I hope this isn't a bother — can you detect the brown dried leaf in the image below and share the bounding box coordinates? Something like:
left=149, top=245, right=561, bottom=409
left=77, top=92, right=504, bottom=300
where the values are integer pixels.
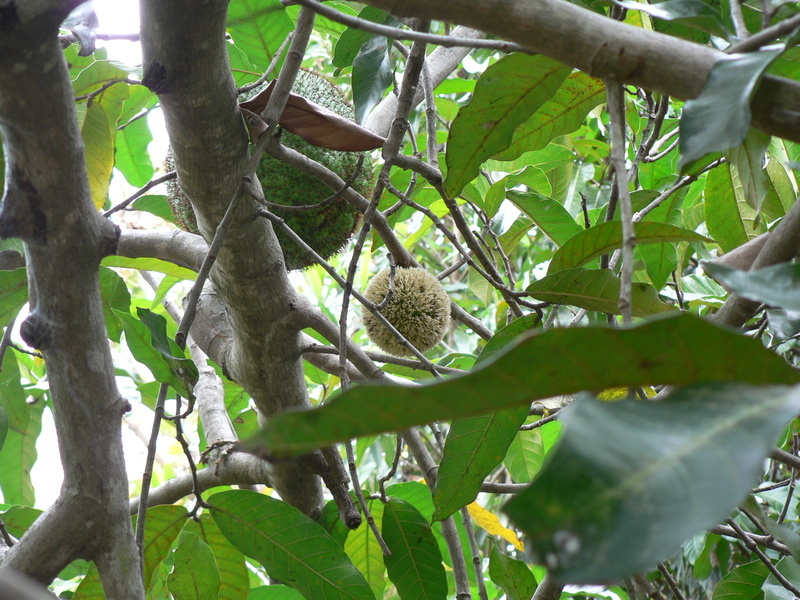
left=240, top=80, right=385, bottom=152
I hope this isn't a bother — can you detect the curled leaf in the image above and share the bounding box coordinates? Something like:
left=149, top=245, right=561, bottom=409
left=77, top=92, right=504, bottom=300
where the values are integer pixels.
left=240, top=80, right=385, bottom=151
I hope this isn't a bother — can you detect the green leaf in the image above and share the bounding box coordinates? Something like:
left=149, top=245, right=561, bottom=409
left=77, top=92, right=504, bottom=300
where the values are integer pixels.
left=488, top=544, right=537, bottom=600
left=167, top=532, right=221, bottom=600
left=0, top=268, right=27, bottom=329
left=506, top=191, right=583, bottom=247
left=344, top=498, right=386, bottom=599
left=526, top=268, right=676, bottom=317
left=504, top=383, right=800, bottom=585
left=131, top=194, right=178, bottom=225
left=763, top=557, right=800, bottom=600
left=495, top=71, right=605, bottom=162
left=115, top=309, right=194, bottom=397
left=726, top=129, right=770, bottom=212
left=712, top=560, right=769, bottom=599
left=184, top=514, right=250, bottom=600
left=432, top=405, right=528, bottom=521
left=248, top=586, right=306, bottom=600
left=115, top=116, right=154, bottom=187
left=352, top=35, right=392, bottom=124
left=0, top=397, right=42, bottom=506
left=136, top=505, right=188, bottom=590
left=704, top=162, right=765, bottom=252
left=444, top=54, right=571, bottom=198
left=547, top=221, right=711, bottom=274
left=504, top=422, right=562, bottom=483
left=136, top=308, right=199, bottom=391
left=382, top=497, right=447, bottom=600
left=614, top=0, right=728, bottom=37
left=333, top=6, right=397, bottom=70
left=703, top=262, right=800, bottom=310
left=244, top=314, right=799, bottom=458
left=101, top=256, right=197, bottom=281
left=226, top=0, right=294, bottom=74
left=680, top=48, right=783, bottom=169
left=99, top=266, right=131, bottom=343
left=210, top=490, right=373, bottom=600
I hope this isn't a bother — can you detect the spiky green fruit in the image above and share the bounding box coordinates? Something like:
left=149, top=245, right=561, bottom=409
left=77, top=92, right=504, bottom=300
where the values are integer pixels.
left=165, top=69, right=372, bottom=270
left=363, top=267, right=451, bottom=357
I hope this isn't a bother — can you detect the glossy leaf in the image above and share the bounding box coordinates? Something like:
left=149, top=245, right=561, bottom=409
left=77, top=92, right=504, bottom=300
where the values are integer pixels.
left=504, top=383, right=800, bottom=584
left=244, top=314, right=799, bottom=458
left=680, top=48, right=783, bottom=169
left=98, top=266, right=131, bottom=343
left=101, top=256, right=196, bottom=281
left=352, top=35, right=392, bottom=124
left=488, top=544, right=537, bottom=600
left=432, top=405, right=528, bottom=521
left=506, top=190, right=583, bottom=247
left=332, top=6, right=397, bottom=69
left=0, top=268, right=27, bottom=329
left=547, top=221, right=711, bottom=274
left=240, top=81, right=385, bottom=151
left=495, top=71, right=605, bottom=161
left=726, top=129, right=770, bottom=212
left=167, top=532, right=221, bottom=600
left=115, top=116, right=155, bottom=187
left=614, top=0, right=728, bottom=37
left=762, top=557, right=800, bottom=600
left=444, top=54, right=571, bottom=198
left=527, top=268, right=676, bottom=317
left=382, top=497, right=448, bottom=600
left=712, top=560, right=769, bottom=599
left=702, top=262, right=800, bottom=310
left=210, top=490, right=373, bottom=600
left=0, top=396, right=42, bottom=506
left=131, top=194, right=178, bottom=225
left=184, top=514, right=250, bottom=600
left=504, top=422, right=562, bottom=484
left=344, top=498, right=386, bottom=599
left=226, top=0, right=294, bottom=74
left=136, top=308, right=199, bottom=392
left=115, top=309, right=194, bottom=397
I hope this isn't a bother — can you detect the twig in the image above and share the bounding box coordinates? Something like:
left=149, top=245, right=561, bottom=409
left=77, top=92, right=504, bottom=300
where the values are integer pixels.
left=460, top=507, right=488, bottom=600
left=727, top=517, right=800, bottom=596
left=657, top=563, right=687, bottom=600
left=346, top=441, right=391, bottom=554
left=290, top=0, right=532, bottom=53
left=104, top=171, right=177, bottom=217
left=379, top=435, right=404, bottom=502
left=237, top=32, right=295, bottom=94
left=606, top=80, right=634, bottom=323
left=727, top=12, right=800, bottom=53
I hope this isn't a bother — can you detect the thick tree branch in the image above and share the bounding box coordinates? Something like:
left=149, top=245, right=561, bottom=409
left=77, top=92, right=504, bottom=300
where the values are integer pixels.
left=357, top=0, right=800, bottom=144
left=139, top=0, right=324, bottom=516
left=0, top=4, right=143, bottom=595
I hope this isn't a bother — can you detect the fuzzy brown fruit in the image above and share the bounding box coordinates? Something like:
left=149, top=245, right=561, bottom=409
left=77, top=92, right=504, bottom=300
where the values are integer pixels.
left=363, top=267, right=451, bottom=357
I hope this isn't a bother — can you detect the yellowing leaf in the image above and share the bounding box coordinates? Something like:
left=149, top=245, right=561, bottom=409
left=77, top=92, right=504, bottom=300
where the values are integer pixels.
left=467, top=502, right=524, bottom=551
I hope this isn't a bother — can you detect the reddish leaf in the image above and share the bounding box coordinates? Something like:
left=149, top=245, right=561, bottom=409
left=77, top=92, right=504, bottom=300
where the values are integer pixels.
left=240, top=80, right=385, bottom=151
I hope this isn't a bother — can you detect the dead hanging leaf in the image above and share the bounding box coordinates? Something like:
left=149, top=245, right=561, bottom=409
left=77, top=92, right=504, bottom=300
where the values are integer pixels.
left=240, top=80, right=385, bottom=152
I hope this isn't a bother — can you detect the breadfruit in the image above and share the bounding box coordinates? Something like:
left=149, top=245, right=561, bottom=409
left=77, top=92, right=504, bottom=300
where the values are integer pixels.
left=363, top=267, right=451, bottom=357
left=165, top=69, right=373, bottom=270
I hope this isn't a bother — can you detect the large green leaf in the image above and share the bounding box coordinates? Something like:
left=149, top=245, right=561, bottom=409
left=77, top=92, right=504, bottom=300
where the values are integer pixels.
left=504, top=422, right=561, bottom=484
left=382, top=497, right=447, bottom=600
left=494, top=71, right=605, bottom=162
left=0, top=397, right=42, bottom=506
left=504, top=383, right=800, bottom=585
left=762, top=557, right=800, bottom=600
left=704, top=162, right=765, bottom=252
left=680, top=48, right=783, bottom=169
left=243, top=314, right=799, bottom=458
left=344, top=498, right=386, bottom=599
left=101, top=256, right=197, bottom=280
left=226, top=0, right=294, bottom=73
left=352, top=35, right=392, bottom=124
left=136, top=308, right=199, bottom=391
left=332, top=6, right=397, bottom=70
left=712, top=560, right=769, bottom=599
left=726, top=129, right=770, bottom=212
left=432, top=405, right=529, bottom=522
left=488, top=544, right=537, bottom=600
left=210, top=490, right=373, bottom=600
left=444, top=54, right=571, bottom=198
left=115, top=116, right=154, bottom=187
left=506, top=190, right=582, bottom=247
left=703, top=262, right=800, bottom=310
left=137, top=505, right=189, bottom=590
left=167, top=532, right=221, bottom=600
left=527, top=268, right=676, bottom=317
left=184, top=514, right=249, bottom=600
left=0, top=268, right=27, bottom=329
left=547, top=221, right=711, bottom=274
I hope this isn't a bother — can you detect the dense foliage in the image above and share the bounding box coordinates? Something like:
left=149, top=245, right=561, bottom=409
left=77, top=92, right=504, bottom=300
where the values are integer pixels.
left=2, top=0, right=800, bottom=599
